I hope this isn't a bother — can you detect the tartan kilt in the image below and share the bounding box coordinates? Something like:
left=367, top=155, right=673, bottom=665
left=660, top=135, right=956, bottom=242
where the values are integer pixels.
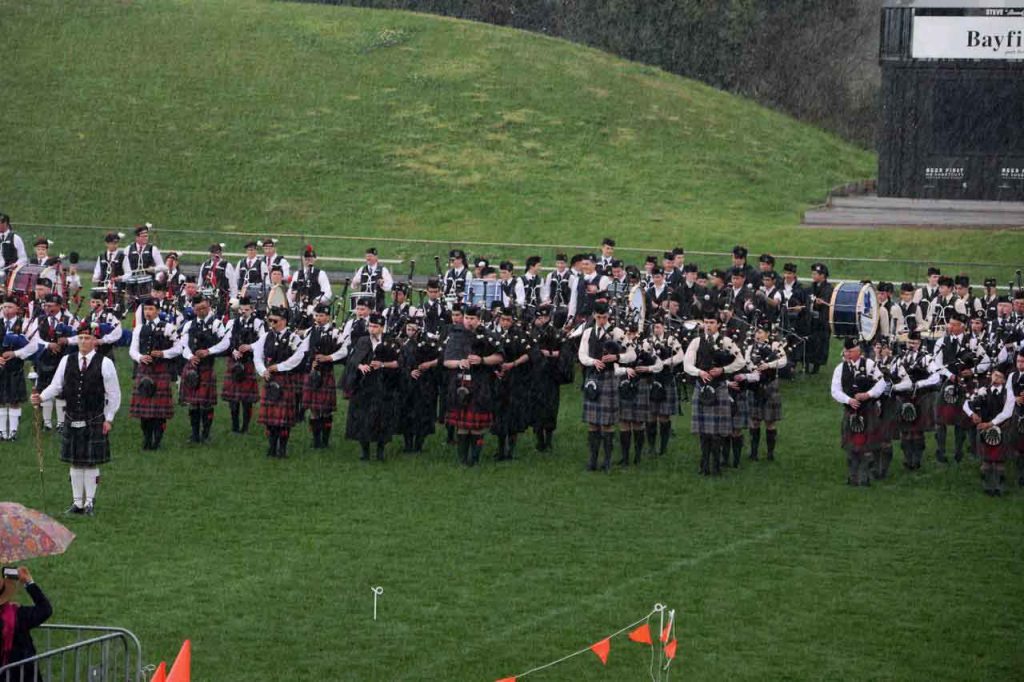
left=691, top=383, right=733, bottom=436
left=180, top=362, right=218, bottom=407
left=840, top=404, right=883, bottom=453
left=650, top=375, right=679, bottom=418
left=730, top=387, right=750, bottom=431
left=59, top=418, right=110, bottom=466
left=582, top=370, right=619, bottom=426
left=302, top=368, right=338, bottom=415
left=259, top=372, right=298, bottom=428
left=748, top=380, right=782, bottom=424
left=129, top=360, right=176, bottom=419
left=979, top=439, right=1007, bottom=463
left=619, top=378, right=651, bottom=423
left=936, top=397, right=971, bottom=428
left=221, top=356, right=259, bottom=403
left=446, top=407, right=493, bottom=431
left=0, top=360, right=27, bottom=404
left=877, top=395, right=901, bottom=443
left=898, top=391, right=936, bottom=434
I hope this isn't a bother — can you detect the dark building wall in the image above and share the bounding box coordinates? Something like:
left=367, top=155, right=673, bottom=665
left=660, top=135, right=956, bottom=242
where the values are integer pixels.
left=878, top=7, right=1024, bottom=200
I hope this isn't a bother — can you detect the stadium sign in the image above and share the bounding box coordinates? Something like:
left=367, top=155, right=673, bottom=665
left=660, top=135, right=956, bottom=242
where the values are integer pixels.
left=912, top=10, right=1024, bottom=59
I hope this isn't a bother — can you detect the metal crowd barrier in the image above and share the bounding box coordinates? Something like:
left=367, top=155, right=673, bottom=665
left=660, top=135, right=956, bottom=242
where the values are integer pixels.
left=0, top=624, right=145, bottom=682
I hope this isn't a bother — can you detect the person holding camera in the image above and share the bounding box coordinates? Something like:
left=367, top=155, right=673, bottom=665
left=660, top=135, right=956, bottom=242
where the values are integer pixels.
left=0, top=566, right=52, bottom=682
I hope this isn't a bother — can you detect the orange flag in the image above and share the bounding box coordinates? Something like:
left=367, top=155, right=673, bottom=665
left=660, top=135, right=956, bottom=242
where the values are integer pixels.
left=664, top=639, right=678, bottom=660
left=166, top=640, right=191, bottom=682
left=661, top=623, right=671, bottom=643
left=590, top=638, right=611, bottom=665
left=495, top=678, right=516, bottom=682
left=628, top=623, right=652, bottom=645
left=151, top=662, right=167, bottom=682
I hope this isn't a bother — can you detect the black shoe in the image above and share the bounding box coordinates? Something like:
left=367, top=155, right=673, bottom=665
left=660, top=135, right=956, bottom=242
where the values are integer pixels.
left=935, top=453, right=948, bottom=463
left=766, top=453, right=775, bottom=461
left=7, top=430, right=16, bottom=442
left=43, top=424, right=53, bottom=432
left=63, top=504, right=84, bottom=516
left=83, top=503, right=96, bottom=516
left=953, top=451, right=963, bottom=463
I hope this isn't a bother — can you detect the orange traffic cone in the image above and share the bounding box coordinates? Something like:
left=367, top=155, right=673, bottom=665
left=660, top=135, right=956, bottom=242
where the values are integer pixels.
left=166, top=640, right=191, bottom=682
left=151, top=662, right=167, bottom=682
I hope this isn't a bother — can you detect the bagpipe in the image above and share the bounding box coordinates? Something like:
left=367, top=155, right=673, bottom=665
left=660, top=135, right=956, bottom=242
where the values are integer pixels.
left=308, top=324, right=346, bottom=389
left=582, top=335, right=622, bottom=401
left=533, top=322, right=574, bottom=385
left=938, top=344, right=983, bottom=406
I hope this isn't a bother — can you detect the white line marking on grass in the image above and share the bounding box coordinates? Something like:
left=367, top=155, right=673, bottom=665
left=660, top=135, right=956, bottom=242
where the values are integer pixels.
left=416, top=522, right=792, bottom=678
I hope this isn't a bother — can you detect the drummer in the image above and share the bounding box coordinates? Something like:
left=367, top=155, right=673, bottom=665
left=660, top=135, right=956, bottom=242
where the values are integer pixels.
left=158, top=251, right=187, bottom=295
left=290, top=245, right=333, bottom=308
left=0, top=213, right=28, bottom=274
left=93, top=231, right=126, bottom=287
left=124, top=223, right=165, bottom=276
left=352, top=246, right=392, bottom=311
left=261, top=238, right=291, bottom=284
left=236, top=240, right=267, bottom=298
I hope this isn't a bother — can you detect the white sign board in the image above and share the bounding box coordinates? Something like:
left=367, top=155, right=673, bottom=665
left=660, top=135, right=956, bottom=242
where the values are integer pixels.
left=912, top=15, right=1024, bottom=59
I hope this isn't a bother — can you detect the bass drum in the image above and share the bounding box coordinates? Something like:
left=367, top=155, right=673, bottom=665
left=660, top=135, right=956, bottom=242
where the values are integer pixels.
left=830, top=281, right=879, bottom=341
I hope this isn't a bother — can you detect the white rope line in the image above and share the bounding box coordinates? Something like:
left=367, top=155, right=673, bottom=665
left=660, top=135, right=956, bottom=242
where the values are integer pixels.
left=509, top=606, right=662, bottom=680
left=11, top=221, right=1022, bottom=268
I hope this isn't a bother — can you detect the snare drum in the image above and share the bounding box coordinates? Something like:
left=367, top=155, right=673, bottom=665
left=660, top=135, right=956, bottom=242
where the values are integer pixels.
left=829, top=281, right=879, bottom=341
left=121, top=273, right=154, bottom=300
left=350, top=291, right=376, bottom=310
left=7, top=263, right=45, bottom=294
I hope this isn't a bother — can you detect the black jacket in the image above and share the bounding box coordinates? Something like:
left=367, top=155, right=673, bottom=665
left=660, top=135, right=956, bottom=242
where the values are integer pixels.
left=1, top=583, right=53, bottom=682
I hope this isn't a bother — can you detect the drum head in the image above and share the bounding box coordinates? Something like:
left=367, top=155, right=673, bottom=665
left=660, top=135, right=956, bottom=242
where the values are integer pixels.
left=829, top=282, right=878, bottom=341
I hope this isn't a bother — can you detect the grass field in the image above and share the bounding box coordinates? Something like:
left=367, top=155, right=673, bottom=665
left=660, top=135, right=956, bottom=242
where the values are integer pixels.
left=1, top=1, right=1024, bottom=680
left=4, top=343, right=1024, bottom=681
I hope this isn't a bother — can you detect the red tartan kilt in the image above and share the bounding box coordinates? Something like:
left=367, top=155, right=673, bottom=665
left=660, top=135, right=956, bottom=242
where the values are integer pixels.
left=936, top=403, right=968, bottom=427
left=979, top=440, right=1006, bottom=463
left=446, top=407, right=493, bottom=431
left=302, top=370, right=337, bottom=413
left=180, top=363, right=218, bottom=406
left=222, top=356, right=259, bottom=402
left=259, top=373, right=297, bottom=428
left=129, top=361, right=176, bottom=419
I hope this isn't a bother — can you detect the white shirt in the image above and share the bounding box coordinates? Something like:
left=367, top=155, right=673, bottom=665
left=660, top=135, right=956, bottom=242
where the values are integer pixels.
left=252, top=329, right=306, bottom=375
left=830, top=358, right=886, bottom=405
left=180, top=314, right=229, bottom=359
left=129, top=309, right=183, bottom=363
left=39, top=350, right=121, bottom=422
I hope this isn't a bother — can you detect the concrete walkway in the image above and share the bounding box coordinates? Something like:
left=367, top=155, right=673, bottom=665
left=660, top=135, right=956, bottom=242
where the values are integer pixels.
left=803, top=195, right=1024, bottom=228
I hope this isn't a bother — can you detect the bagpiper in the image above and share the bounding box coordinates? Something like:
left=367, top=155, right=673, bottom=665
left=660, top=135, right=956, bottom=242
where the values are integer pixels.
left=442, top=305, right=505, bottom=466
left=830, top=338, right=886, bottom=486
left=890, top=331, right=940, bottom=471
left=253, top=306, right=305, bottom=458
left=931, top=313, right=985, bottom=463
left=0, top=297, right=36, bottom=441
left=806, top=262, right=833, bottom=374
left=197, top=243, right=236, bottom=315
left=743, top=323, right=787, bottom=462
left=964, top=368, right=1014, bottom=495
left=73, top=289, right=123, bottom=361
left=343, top=313, right=401, bottom=461
left=179, top=296, right=228, bottom=443
left=683, top=303, right=745, bottom=476
left=490, top=307, right=533, bottom=461
left=577, top=301, right=636, bottom=472
left=528, top=304, right=572, bottom=452
left=617, top=321, right=662, bottom=466
left=646, top=316, right=685, bottom=457
left=33, top=322, right=121, bottom=516
left=26, top=294, right=77, bottom=431
left=398, top=314, right=443, bottom=453
left=300, top=303, right=347, bottom=449
left=221, top=296, right=265, bottom=434
left=128, top=298, right=181, bottom=450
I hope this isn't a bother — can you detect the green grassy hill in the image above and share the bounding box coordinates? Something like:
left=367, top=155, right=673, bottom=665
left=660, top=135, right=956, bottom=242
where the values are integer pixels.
left=0, top=0, right=1018, bottom=282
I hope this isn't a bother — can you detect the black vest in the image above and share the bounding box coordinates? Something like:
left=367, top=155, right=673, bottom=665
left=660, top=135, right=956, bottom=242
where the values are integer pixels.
left=137, top=319, right=175, bottom=355
left=188, top=316, right=220, bottom=354
left=96, top=250, right=125, bottom=283
left=230, top=315, right=261, bottom=350
left=64, top=355, right=106, bottom=419
left=443, top=268, right=468, bottom=296
left=576, top=275, right=598, bottom=317
left=0, top=231, right=16, bottom=268
left=549, top=271, right=572, bottom=307
left=295, top=267, right=325, bottom=300
left=200, top=258, right=230, bottom=292
left=264, top=330, right=297, bottom=369
left=899, top=301, right=918, bottom=332
left=126, top=243, right=156, bottom=272
left=237, top=259, right=263, bottom=289
left=840, top=358, right=871, bottom=397
left=520, top=274, right=542, bottom=307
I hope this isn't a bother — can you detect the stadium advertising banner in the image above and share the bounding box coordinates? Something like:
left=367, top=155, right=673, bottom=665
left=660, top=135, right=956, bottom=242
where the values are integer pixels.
left=912, top=8, right=1024, bottom=60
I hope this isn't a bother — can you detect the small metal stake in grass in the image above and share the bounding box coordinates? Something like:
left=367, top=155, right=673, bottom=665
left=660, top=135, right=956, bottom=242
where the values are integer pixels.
left=371, top=585, right=384, bottom=620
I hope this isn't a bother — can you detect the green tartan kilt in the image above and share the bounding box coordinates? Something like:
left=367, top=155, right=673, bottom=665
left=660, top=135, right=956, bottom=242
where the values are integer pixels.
left=59, top=417, right=111, bottom=466
left=618, top=378, right=651, bottom=423
left=748, top=380, right=783, bottom=423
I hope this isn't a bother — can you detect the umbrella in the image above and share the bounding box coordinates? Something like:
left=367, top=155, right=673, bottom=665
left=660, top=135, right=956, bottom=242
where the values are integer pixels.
left=0, top=502, right=75, bottom=564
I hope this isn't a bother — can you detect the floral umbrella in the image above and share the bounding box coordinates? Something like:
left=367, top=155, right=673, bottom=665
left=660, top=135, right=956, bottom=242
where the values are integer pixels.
left=0, top=502, right=76, bottom=564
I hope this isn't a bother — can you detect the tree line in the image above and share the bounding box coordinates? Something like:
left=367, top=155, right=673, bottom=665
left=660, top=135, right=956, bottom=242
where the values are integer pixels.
left=308, top=0, right=883, bottom=149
